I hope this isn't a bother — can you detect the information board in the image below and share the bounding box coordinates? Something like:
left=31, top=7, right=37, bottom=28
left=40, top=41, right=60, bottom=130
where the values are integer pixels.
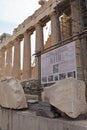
left=41, top=42, right=77, bottom=84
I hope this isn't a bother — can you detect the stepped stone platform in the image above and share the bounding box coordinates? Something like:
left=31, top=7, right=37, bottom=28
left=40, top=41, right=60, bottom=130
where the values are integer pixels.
left=0, top=108, right=87, bottom=130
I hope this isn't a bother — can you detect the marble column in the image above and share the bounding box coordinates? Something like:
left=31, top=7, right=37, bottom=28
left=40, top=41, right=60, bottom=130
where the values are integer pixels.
left=36, top=22, right=44, bottom=52
left=0, top=50, right=2, bottom=77
left=0, top=48, right=6, bottom=77
left=71, top=1, right=86, bottom=81
left=71, top=0, right=81, bottom=35
left=5, top=44, right=12, bottom=76
left=22, top=31, right=31, bottom=79
left=50, top=11, right=61, bottom=45
left=12, top=38, right=21, bottom=80
left=35, top=22, right=44, bottom=79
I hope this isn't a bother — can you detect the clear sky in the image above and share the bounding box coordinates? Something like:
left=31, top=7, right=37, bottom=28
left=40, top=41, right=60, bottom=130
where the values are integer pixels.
left=0, top=0, right=40, bottom=35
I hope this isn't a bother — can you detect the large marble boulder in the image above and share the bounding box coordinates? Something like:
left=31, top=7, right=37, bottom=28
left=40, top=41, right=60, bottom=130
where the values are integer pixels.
left=0, top=77, right=27, bottom=109
left=42, top=78, right=87, bottom=118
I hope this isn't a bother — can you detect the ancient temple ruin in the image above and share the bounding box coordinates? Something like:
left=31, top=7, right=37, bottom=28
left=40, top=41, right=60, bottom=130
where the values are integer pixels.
left=0, top=0, right=87, bottom=82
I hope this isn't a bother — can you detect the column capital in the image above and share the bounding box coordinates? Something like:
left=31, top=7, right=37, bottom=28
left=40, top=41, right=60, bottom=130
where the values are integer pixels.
left=50, top=11, right=56, bottom=17
left=18, top=34, right=24, bottom=40
left=1, top=46, right=6, bottom=51
left=14, top=38, right=20, bottom=43
left=14, top=35, right=23, bottom=43
left=6, top=42, right=14, bottom=49
left=24, top=30, right=33, bottom=36
left=13, top=37, right=22, bottom=46
left=35, top=21, right=46, bottom=28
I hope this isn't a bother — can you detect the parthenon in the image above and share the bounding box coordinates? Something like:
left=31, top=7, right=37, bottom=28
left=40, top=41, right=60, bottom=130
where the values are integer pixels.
left=0, top=0, right=87, bottom=82
left=0, top=1, right=87, bottom=130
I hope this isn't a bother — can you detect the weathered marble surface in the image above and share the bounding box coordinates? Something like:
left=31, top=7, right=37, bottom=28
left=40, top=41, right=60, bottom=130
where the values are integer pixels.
left=0, top=77, right=27, bottom=109
left=42, top=78, right=87, bottom=118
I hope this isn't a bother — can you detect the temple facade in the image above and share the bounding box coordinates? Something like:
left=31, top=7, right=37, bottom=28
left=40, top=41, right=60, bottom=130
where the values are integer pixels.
left=0, top=0, right=87, bottom=82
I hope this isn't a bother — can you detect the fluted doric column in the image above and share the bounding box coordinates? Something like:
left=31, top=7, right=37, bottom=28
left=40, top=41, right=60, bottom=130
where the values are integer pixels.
left=71, top=0, right=81, bottom=35
left=36, top=23, right=44, bottom=52
left=0, top=48, right=6, bottom=77
left=5, top=44, right=12, bottom=76
left=35, top=22, right=44, bottom=79
left=22, top=31, right=31, bottom=79
left=12, top=38, right=21, bottom=79
left=0, top=51, right=2, bottom=77
left=50, top=11, right=61, bottom=45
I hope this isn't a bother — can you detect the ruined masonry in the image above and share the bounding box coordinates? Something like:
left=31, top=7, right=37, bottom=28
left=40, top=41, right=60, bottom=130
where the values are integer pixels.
left=0, top=0, right=87, bottom=83
left=0, top=0, right=87, bottom=130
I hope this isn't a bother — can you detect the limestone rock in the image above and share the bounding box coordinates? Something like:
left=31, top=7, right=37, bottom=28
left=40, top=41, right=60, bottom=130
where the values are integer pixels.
left=42, top=78, right=87, bottom=118
left=0, top=77, right=27, bottom=109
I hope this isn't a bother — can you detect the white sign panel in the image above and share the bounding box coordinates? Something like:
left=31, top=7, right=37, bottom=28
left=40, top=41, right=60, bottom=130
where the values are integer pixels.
left=41, top=42, right=77, bottom=84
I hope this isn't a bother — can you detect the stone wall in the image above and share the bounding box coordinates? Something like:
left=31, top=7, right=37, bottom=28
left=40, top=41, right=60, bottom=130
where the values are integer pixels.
left=0, top=108, right=87, bottom=130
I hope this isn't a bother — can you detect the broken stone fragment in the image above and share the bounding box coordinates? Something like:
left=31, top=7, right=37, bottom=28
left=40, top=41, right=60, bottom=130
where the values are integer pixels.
left=42, top=78, right=87, bottom=118
left=0, top=77, right=27, bottom=109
